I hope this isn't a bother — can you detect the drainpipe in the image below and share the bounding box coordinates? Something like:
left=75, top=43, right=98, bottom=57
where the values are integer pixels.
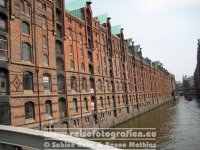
left=33, top=0, right=41, bottom=130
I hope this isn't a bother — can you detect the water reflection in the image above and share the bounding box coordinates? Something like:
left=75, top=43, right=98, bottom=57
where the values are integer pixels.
left=115, top=97, right=200, bottom=149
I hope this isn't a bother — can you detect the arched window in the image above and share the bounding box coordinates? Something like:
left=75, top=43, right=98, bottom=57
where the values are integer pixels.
left=59, top=98, right=66, bottom=118
left=42, top=17, right=47, bottom=29
left=23, top=71, right=33, bottom=90
left=107, top=96, right=110, bottom=107
left=42, top=3, right=47, bottom=11
left=118, top=96, right=120, bottom=105
left=80, top=48, right=84, bottom=58
left=100, top=97, right=103, bottom=108
left=0, top=14, right=7, bottom=30
left=73, top=98, right=78, bottom=113
left=43, top=74, right=51, bottom=90
left=88, top=51, right=92, bottom=62
left=56, top=24, right=62, bottom=37
left=25, top=101, right=35, bottom=119
left=0, top=69, right=8, bottom=94
left=21, top=1, right=30, bottom=15
left=45, top=100, right=52, bottom=116
left=71, top=76, right=77, bottom=91
left=105, top=80, right=109, bottom=91
left=0, top=36, right=8, bottom=59
left=0, top=0, right=6, bottom=7
left=98, top=79, right=102, bottom=91
left=56, top=9, right=61, bottom=22
left=42, top=36, right=47, bottom=47
left=56, top=41, right=63, bottom=54
left=22, top=42, right=31, bottom=61
left=0, top=103, right=10, bottom=125
left=82, top=78, right=87, bottom=91
left=57, top=75, right=64, bottom=92
left=56, top=0, right=61, bottom=8
left=89, top=65, right=93, bottom=75
left=69, top=45, right=73, bottom=54
left=68, top=29, right=72, bottom=37
left=70, top=60, right=75, bottom=70
left=81, top=63, right=85, bottom=71
left=22, top=21, right=30, bottom=35
left=84, top=98, right=88, bottom=111
left=56, top=58, right=64, bottom=69
left=43, top=54, right=48, bottom=65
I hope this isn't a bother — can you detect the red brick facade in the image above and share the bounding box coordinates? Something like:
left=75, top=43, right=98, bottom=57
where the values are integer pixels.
left=0, top=0, right=176, bottom=129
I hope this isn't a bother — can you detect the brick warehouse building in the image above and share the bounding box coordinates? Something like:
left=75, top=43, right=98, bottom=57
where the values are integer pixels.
left=0, top=0, right=176, bottom=130
left=194, top=39, right=200, bottom=97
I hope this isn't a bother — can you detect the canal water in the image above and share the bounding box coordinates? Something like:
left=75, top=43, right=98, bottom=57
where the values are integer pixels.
left=114, top=97, right=200, bottom=150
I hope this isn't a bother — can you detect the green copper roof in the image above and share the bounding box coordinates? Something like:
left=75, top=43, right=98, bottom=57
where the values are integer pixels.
left=96, top=13, right=108, bottom=24
left=135, top=52, right=140, bottom=59
left=198, top=39, right=200, bottom=45
left=111, top=25, right=121, bottom=35
left=65, top=0, right=90, bottom=12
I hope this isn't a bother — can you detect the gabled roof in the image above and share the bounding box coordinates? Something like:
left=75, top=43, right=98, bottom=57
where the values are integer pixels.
left=65, top=0, right=90, bottom=12
left=65, top=0, right=91, bottom=19
left=111, top=25, right=121, bottom=35
left=95, top=13, right=108, bottom=24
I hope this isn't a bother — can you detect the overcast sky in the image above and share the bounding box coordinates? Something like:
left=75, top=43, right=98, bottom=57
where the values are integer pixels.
left=87, top=0, right=200, bottom=81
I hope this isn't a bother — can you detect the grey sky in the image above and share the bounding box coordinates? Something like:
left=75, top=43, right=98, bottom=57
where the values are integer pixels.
left=89, top=0, right=200, bottom=81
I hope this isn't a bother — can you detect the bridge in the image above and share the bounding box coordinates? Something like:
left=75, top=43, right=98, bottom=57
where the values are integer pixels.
left=0, top=125, right=119, bottom=150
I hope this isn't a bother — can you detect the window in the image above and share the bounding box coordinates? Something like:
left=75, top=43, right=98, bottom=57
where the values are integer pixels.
left=118, top=96, right=120, bottom=105
left=71, top=76, right=77, bottom=91
left=80, top=49, right=83, bottom=58
left=70, top=60, right=75, bottom=70
left=98, top=80, right=102, bottom=91
left=43, top=74, right=51, bottom=90
left=0, top=103, right=10, bottom=125
left=82, top=78, right=87, bottom=91
left=59, top=98, right=67, bottom=118
left=56, top=0, right=61, bottom=8
left=81, top=63, right=85, bottom=71
left=107, top=96, right=110, bottom=107
left=22, top=21, right=30, bottom=35
left=44, top=54, right=48, bottom=65
left=68, top=18, right=71, bottom=24
left=56, top=24, right=62, bottom=37
left=97, top=66, right=100, bottom=74
left=0, top=69, right=7, bottom=94
left=0, top=36, right=8, bottom=58
left=42, top=3, right=47, bottom=11
left=42, top=36, right=47, bottom=47
left=25, top=3, right=30, bottom=15
left=84, top=98, right=88, bottom=111
left=79, top=34, right=82, bottom=43
left=22, top=42, right=31, bottom=61
left=42, top=17, right=47, bottom=29
left=0, top=0, right=6, bottom=7
left=68, top=29, right=72, bottom=37
left=21, top=1, right=30, bottom=15
left=56, top=9, right=61, bottom=22
left=45, top=100, right=52, bottom=116
left=56, top=58, right=64, bottom=69
left=57, top=75, right=64, bottom=92
left=23, top=71, right=33, bottom=90
left=56, top=41, right=63, bottom=54
left=100, top=97, right=103, bottom=108
left=105, top=80, right=109, bottom=91
left=0, top=15, right=7, bottom=30
left=70, top=45, right=73, bottom=54
left=25, top=102, right=35, bottom=119
left=73, top=99, right=78, bottom=113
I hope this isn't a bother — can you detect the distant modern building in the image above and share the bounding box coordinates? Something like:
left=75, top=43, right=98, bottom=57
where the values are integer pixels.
left=182, top=75, right=195, bottom=89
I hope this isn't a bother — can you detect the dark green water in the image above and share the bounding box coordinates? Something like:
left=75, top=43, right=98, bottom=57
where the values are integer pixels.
left=114, top=97, right=200, bottom=150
